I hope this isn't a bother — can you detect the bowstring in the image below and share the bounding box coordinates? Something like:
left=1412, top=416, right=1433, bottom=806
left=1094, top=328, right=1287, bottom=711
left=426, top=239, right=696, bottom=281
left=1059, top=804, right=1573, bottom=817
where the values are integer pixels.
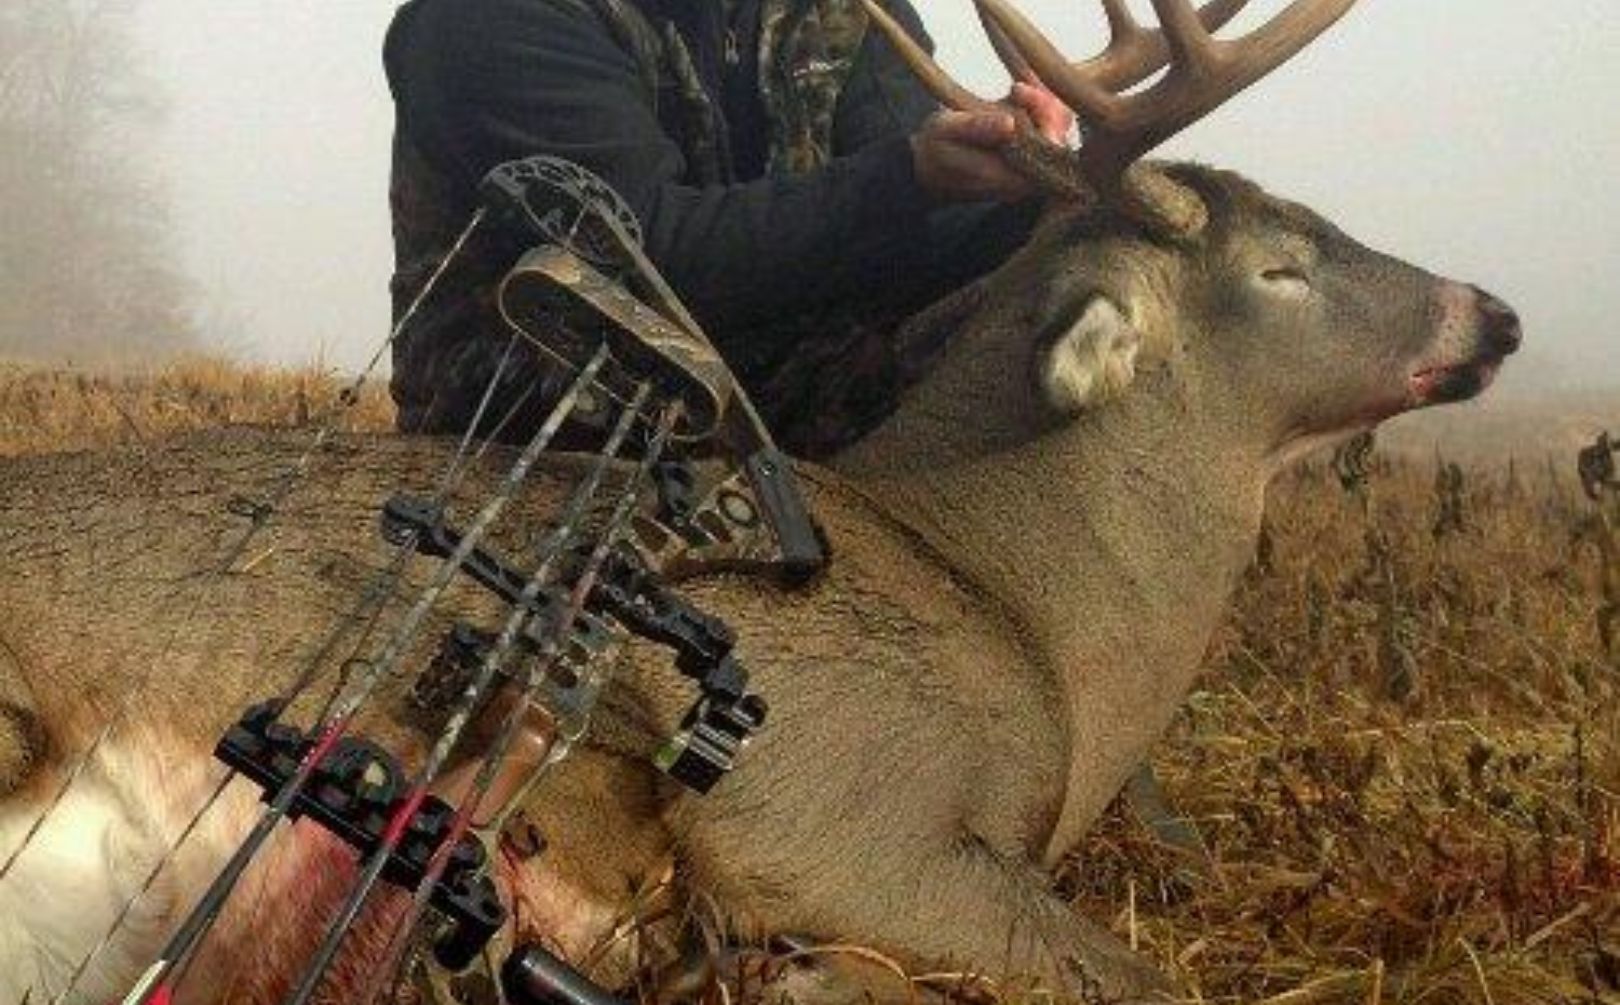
left=49, top=169, right=694, bottom=1003
left=474, top=379, right=542, bottom=462
left=42, top=771, right=235, bottom=1005
left=279, top=364, right=653, bottom=1005
left=436, top=333, right=524, bottom=495
left=470, top=201, right=596, bottom=458
left=361, top=385, right=678, bottom=1004
left=45, top=329, right=531, bottom=1005
left=0, top=210, right=490, bottom=888
left=144, top=331, right=542, bottom=1004
left=109, top=191, right=611, bottom=1004
left=120, top=344, right=614, bottom=1005
left=214, top=813, right=298, bottom=1005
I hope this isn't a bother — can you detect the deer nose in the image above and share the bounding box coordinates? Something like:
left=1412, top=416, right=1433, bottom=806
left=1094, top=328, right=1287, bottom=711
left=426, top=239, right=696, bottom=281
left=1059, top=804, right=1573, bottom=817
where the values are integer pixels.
left=1474, top=287, right=1523, bottom=356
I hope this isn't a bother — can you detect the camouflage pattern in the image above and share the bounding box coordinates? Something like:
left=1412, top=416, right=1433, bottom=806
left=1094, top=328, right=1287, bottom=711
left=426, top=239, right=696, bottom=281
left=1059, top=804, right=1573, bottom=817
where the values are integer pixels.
left=758, top=0, right=869, bottom=174
left=581, top=0, right=665, bottom=94
left=656, top=18, right=729, bottom=185
left=389, top=136, right=509, bottom=438
left=595, top=0, right=871, bottom=178
left=389, top=0, right=898, bottom=455
left=579, top=0, right=871, bottom=180
left=736, top=305, right=910, bottom=457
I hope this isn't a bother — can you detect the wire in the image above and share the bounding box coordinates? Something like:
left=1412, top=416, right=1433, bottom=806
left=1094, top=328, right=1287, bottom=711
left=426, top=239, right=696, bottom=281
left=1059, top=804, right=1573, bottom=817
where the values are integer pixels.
left=279, top=366, right=653, bottom=1005
left=361, top=389, right=675, bottom=1004
left=0, top=210, right=490, bottom=888
left=120, top=345, right=611, bottom=1005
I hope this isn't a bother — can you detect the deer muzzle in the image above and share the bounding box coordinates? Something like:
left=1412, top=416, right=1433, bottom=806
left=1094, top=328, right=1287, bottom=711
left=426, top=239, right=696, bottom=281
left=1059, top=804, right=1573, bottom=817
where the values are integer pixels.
left=1409, top=282, right=1523, bottom=406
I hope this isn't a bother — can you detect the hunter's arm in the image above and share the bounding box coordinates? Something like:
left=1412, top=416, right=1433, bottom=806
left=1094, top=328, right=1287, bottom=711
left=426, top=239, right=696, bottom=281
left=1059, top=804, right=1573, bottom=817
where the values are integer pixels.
left=831, top=1, right=1047, bottom=311
left=386, top=0, right=943, bottom=346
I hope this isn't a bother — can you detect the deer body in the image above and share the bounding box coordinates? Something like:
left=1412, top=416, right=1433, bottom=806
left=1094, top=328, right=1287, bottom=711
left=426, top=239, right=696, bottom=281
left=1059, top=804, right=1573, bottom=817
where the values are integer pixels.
left=0, top=1, right=1532, bottom=998
left=0, top=426, right=1187, bottom=1000
left=0, top=165, right=1522, bottom=1002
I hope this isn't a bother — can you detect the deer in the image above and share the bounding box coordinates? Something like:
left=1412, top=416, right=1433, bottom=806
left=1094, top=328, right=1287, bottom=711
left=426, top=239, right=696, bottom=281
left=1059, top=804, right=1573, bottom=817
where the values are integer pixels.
left=0, top=0, right=1523, bottom=1002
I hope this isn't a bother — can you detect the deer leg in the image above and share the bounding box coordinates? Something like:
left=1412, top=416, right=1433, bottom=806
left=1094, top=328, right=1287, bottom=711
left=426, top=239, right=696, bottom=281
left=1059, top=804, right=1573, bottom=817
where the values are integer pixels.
left=859, top=843, right=1165, bottom=1002
left=682, top=828, right=1170, bottom=1004
left=1122, top=763, right=1208, bottom=881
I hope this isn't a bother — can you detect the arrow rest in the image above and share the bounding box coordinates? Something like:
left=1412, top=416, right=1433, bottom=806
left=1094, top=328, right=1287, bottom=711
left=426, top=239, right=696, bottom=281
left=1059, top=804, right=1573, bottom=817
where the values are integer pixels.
left=215, top=703, right=505, bottom=971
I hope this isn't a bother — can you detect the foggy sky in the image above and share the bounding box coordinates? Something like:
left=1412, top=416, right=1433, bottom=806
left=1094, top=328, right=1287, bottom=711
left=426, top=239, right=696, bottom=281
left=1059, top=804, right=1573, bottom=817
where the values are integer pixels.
left=135, top=1, right=1618, bottom=389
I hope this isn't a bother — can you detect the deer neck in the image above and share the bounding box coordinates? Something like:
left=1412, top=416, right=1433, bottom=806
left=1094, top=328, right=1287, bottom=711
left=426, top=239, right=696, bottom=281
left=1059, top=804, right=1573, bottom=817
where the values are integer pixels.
left=833, top=369, right=1269, bottom=858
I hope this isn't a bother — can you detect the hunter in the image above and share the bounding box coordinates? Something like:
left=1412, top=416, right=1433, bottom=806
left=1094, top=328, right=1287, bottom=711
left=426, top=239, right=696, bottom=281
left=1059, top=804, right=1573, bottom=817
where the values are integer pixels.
left=383, top=0, right=1070, bottom=456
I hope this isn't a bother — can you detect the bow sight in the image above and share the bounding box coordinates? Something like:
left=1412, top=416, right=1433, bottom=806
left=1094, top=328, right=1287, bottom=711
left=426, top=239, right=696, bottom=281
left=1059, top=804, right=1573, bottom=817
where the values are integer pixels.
left=95, top=155, right=824, bottom=1005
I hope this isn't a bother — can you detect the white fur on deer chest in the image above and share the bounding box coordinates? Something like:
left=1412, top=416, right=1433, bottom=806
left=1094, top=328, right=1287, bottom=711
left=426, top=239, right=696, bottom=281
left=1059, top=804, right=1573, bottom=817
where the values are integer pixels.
left=0, top=729, right=249, bottom=1003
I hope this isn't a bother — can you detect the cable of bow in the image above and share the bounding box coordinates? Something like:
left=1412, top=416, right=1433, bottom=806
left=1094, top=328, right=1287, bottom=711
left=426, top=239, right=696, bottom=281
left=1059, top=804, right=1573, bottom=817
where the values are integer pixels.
left=284, top=381, right=660, bottom=1005
left=46, top=330, right=532, bottom=1005
left=0, top=209, right=489, bottom=889
left=117, top=342, right=608, bottom=1005
left=361, top=390, right=682, bottom=1004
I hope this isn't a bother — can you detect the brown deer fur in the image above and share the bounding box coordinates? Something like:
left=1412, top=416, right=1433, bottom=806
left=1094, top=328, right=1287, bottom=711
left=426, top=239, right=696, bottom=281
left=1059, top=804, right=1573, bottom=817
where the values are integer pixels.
left=0, top=166, right=1520, bottom=1003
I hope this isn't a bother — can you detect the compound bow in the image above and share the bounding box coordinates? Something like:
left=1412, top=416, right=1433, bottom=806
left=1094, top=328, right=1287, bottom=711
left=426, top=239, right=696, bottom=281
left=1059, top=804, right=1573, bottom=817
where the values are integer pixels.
left=10, top=155, right=819, bottom=1005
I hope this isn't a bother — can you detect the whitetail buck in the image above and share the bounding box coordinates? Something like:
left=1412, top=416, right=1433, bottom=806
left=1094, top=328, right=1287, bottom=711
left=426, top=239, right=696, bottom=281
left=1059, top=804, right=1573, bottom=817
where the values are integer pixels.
left=0, top=0, right=1521, bottom=1001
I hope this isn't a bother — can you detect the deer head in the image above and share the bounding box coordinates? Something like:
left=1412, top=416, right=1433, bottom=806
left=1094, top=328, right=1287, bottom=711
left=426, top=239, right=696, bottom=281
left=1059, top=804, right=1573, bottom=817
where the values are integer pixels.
left=831, top=4, right=1522, bottom=835
left=844, top=0, right=1522, bottom=476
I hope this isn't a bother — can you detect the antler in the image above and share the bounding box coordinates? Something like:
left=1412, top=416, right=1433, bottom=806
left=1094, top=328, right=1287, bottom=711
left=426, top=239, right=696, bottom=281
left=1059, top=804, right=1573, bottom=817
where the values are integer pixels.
left=863, top=0, right=1358, bottom=198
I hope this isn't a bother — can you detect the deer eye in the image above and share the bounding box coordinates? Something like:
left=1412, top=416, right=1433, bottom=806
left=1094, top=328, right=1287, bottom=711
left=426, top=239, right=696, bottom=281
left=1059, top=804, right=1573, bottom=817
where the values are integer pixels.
left=1261, top=267, right=1310, bottom=285
left=1257, top=266, right=1313, bottom=299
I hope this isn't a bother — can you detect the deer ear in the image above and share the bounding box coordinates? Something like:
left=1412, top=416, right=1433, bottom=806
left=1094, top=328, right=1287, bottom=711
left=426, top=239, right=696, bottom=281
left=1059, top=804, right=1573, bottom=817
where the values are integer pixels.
left=1038, top=295, right=1141, bottom=415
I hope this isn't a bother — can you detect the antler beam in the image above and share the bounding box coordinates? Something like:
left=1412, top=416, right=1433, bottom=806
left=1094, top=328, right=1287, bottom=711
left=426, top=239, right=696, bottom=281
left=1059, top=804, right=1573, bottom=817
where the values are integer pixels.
left=864, top=0, right=1359, bottom=196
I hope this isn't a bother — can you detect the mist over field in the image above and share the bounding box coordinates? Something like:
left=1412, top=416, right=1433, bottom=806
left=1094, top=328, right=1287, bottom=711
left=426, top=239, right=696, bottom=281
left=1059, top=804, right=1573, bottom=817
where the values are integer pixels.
left=0, top=1, right=192, bottom=363
left=4, top=1, right=1617, bottom=396
left=1, top=6, right=1618, bottom=999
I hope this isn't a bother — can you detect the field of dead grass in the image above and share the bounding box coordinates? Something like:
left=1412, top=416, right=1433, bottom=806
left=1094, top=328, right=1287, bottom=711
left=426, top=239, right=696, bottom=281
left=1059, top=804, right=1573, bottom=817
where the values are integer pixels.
left=0, top=358, right=392, bottom=456
left=1073, top=443, right=1620, bottom=1004
left=0, top=362, right=1615, bottom=1004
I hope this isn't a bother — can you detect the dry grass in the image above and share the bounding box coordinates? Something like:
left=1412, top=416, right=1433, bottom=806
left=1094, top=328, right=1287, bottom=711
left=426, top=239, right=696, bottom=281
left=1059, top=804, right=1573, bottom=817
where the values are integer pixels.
left=0, top=357, right=393, bottom=456
left=0, top=361, right=1615, bottom=1004
left=1069, top=448, right=1620, bottom=1004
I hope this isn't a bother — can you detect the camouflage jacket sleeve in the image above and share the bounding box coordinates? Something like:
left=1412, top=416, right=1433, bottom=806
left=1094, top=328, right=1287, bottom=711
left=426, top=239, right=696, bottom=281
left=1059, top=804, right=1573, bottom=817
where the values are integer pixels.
left=386, top=0, right=949, bottom=351
left=830, top=0, right=939, bottom=155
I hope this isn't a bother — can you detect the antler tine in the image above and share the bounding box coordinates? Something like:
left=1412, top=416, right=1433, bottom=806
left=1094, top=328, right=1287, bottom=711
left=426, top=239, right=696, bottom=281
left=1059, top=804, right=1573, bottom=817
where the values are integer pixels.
left=1209, top=0, right=1359, bottom=90
left=972, top=0, right=1357, bottom=187
left=1079, top=0, right=1359, bottom=180
left=857, top=0, right=998, bottom=112
left=1099, top=0, right=1139, bottom=38
left=974, top=0, right=1038, bottom=85
left=860, top=0, right=1246, bottom=119
left=1080, top=0, right=1252, bottom=92
left=867, top=0, right=1357, bottom=203
left=975, top=0, right=1123, bottom=127
left=1151, top=0, right=1219, bottom=73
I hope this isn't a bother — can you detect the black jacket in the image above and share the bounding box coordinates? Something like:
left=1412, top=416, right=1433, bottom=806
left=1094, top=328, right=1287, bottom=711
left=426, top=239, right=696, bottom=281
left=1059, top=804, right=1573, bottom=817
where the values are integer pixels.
left=384, top=0, right=1035, bottom=452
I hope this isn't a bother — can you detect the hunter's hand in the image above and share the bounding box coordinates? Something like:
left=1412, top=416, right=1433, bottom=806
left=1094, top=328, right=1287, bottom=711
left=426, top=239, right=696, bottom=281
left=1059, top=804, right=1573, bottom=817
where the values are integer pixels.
left=1013, top=81, right=1075, bottom=145
left=909, top=83, right=1075, bottom=203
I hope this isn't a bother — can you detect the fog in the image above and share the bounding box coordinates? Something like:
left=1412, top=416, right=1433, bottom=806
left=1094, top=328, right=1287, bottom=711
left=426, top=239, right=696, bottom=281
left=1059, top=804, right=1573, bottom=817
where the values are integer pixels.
left=134, top=0, right=1618, bottom=390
